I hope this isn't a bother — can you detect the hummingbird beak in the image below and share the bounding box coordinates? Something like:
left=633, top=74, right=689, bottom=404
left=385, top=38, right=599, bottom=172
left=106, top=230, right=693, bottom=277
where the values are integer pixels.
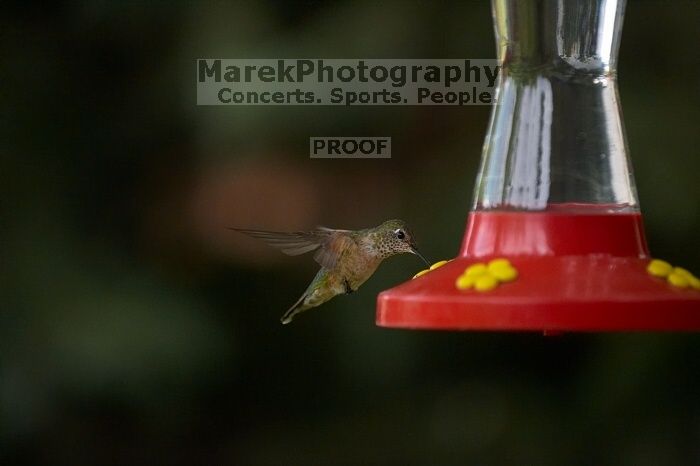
left=410, top=245, right=430, bottom=266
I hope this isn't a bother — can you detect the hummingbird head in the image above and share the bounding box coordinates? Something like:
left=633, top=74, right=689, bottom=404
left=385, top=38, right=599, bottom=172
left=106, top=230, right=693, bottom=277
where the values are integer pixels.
left=374, top=219, right=429, bottom=265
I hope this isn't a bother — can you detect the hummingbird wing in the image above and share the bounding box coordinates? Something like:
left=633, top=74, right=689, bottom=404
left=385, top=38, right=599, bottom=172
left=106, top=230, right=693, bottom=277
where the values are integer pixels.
left=230, top=227, right=355, bottom=269
left=231, top=229, right=323, bottom=255
left=312, top=231, right=355, bottom=269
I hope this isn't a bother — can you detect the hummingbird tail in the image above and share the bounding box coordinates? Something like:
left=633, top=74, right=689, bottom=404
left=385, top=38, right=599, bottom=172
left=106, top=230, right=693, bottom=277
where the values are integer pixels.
left=280, top=292, right=309, bottom=325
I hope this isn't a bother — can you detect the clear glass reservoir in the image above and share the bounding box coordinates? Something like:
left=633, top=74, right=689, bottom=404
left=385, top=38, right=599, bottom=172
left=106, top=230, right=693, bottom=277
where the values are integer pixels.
left=474, top=0, right=638, bottom=212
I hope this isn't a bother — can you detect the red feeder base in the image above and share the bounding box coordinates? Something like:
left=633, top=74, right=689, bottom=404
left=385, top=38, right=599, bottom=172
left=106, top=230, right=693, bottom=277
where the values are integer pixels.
left=377, top=209, right=700, bottom=332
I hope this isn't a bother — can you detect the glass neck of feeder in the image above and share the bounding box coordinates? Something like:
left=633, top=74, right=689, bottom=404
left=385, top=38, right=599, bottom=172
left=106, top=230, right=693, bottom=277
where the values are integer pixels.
left=474, top=0, right=639, bottom=212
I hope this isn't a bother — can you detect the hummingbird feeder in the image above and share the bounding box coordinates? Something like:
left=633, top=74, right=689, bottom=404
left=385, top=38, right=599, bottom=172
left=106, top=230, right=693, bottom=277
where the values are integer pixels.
left=377, top=0, right=700, bottom=332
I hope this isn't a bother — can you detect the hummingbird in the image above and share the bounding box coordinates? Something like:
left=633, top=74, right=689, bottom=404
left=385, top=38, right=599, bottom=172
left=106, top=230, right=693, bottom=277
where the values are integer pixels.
left=231, top=219, right=429, bottom=324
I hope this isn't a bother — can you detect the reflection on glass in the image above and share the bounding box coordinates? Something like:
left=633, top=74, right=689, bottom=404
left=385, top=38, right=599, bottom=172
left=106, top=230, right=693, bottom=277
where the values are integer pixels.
left=474, top=0, right=638, bottom=212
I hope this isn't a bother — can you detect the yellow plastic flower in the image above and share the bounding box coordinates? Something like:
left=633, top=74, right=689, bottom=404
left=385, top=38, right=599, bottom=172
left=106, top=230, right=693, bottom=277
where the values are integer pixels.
left=647, top=259, right=699, bottom=290
left=413, top=269, right=430, bottom=279
left=487, top=258, right=518, bottom=282
left=455, top=258, right=519, bottom=292
left=668, top=272, right=689, bottom=288
left=413, top=259, right=452, bottom=279
left=474, top=274, right=499, bottom=292
left=646, top=259, right=673, bottom=278
left=464, top=263, right=488, bottom=277
left=430, top=260, right=449, bottom=270
left=455, top=275, right=475, bottom=290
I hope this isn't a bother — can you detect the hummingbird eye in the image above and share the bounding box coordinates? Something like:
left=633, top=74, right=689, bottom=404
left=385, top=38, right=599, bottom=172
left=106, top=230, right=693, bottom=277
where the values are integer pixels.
left=395, top=229, right=406, bottom=240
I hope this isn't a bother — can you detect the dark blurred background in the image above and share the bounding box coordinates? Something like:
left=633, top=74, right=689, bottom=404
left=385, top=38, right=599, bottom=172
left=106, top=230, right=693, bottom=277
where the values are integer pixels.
left=2, top=1, right=699, bottom=465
